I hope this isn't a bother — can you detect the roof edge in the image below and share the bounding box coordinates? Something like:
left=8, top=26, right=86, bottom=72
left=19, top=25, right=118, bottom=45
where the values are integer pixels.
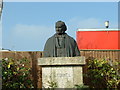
left=77, top=28, right=120, bottom=31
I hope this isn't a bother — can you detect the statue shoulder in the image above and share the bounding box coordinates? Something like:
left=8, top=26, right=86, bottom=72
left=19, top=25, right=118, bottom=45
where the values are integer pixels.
left=66, top=34, right=76, bottom=41
left=46, top=34, right=55, bottom=43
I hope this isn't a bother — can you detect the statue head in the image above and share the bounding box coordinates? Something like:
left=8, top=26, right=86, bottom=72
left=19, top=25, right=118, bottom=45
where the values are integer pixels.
left=55, top=21, right=67, bottom=35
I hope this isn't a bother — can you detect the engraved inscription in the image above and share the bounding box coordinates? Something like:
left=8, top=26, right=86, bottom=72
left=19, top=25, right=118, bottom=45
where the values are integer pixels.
left=56, top=73, right=71, bottom=77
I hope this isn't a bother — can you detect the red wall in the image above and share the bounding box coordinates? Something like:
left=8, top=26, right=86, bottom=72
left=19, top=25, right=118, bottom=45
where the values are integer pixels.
left=76, top=30, right=120, bottom=50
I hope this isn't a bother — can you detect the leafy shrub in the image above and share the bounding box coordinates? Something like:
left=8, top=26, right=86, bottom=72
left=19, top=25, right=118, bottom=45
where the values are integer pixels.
left=85, top=58, right=120, bottom=88
left=2, top=58, right=34, bottom=89
left=47, top=80, right=57, bottom=88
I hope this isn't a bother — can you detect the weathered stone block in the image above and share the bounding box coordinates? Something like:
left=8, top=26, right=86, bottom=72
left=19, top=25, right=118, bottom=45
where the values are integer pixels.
left=38, top=56, right=85, bottom=88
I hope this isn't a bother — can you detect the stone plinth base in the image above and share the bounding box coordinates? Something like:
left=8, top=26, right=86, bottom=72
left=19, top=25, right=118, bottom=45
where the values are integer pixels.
left=38, top=57, right=86, bottom=88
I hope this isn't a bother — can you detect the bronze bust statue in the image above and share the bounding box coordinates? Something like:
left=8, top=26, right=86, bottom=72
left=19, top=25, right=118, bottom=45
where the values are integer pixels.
left=43, top=21, right=80, bottom=57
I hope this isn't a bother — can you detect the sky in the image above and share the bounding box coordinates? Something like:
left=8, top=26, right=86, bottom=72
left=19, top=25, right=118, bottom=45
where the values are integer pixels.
left=1, top=1, right=119, bottom=51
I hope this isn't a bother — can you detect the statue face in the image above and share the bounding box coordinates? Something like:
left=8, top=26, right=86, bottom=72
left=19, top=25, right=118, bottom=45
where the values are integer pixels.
left=56, top=24, right=65, bottom=34
left=55, top=21, right=67, bottom=35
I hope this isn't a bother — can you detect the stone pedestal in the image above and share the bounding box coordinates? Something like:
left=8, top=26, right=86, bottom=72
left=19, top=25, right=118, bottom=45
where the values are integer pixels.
left=38, top=56, right=86, bottom=88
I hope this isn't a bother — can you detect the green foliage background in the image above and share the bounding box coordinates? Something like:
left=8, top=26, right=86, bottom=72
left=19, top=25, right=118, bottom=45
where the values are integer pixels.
left=2, top=58, right=34, bottom=89
left=85, top=58, right=120, bottom=88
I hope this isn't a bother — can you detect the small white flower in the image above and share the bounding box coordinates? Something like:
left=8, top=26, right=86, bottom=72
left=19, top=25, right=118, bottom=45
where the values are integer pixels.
left=23, top=72, right=25, bottom=76
left=22, top=64, right=24, bottom=66
left=4, top=58, right=8, bottom=61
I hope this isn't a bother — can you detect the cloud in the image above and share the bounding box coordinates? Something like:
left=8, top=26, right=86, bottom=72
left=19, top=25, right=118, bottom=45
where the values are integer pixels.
left=68, top=17, right=103, bottom=29
left=12, top=24, right=54, bottom=39
left=10, top=24, right=54, bottom=51
left=68, top=17, right=118, bottom=29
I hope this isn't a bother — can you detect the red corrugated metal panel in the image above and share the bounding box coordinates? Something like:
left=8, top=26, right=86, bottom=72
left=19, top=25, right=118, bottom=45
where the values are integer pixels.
left=76, top=30, right=120, bottom=50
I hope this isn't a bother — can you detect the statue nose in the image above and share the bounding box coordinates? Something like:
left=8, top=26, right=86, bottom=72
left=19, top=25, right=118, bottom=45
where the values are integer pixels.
left=59, top=28, right=62, bottom=31
left=56, top=29, right=61, bottom=31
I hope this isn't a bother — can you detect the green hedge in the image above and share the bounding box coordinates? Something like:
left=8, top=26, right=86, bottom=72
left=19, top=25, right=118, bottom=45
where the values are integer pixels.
left=2, top=58, right=34, bottom=89
left=85, top=58, right=120, bottom=88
